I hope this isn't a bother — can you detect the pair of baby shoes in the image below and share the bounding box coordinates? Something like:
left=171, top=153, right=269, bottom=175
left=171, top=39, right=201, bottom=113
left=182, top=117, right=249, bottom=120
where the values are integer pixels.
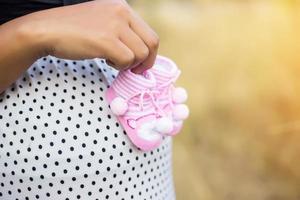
left=106, top=55, right=189, bottom=151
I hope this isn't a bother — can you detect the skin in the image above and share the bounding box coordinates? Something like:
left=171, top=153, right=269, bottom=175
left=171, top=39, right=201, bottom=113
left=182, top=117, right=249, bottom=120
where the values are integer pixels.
left=0, top=0, right=159, bottom=94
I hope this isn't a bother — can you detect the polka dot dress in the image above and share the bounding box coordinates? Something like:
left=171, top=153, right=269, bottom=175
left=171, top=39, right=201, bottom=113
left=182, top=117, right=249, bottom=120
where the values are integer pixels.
left=0, top=56, right=175, bottom=200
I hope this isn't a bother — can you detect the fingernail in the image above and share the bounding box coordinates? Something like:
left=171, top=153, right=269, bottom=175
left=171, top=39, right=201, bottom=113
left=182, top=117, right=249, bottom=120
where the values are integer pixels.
left=131, top=67, right=141, bottom=74
left=106, top=60, right=115, bottom=67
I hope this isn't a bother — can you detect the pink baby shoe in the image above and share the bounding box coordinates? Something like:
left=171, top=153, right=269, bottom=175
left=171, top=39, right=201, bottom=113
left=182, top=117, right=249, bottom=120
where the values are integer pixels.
left=106, top=69, right=173, bottom=151
left=150, top=55, right=189, bottom=136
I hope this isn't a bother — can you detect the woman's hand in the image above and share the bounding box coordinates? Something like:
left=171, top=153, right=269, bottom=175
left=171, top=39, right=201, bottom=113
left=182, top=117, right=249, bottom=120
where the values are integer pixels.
left=26, top=0, right=159, bottom=73
left=0, top=0, right=158, bottom=94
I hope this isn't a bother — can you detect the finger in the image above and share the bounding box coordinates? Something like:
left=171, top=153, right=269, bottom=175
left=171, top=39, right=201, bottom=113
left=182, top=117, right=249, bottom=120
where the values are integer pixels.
left=119, top=27, right=149, bottom=68
left=131, top=45, right=158, bottom=74
left=103, top=39, right=135, bottom=70
left=129, top=13, right=159, bottom=73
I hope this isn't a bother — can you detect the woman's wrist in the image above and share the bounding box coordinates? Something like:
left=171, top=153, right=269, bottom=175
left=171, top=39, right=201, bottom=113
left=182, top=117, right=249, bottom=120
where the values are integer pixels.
left=0, top=14, right=50, bottom=94
left=12, top=13, right=51, bottom=59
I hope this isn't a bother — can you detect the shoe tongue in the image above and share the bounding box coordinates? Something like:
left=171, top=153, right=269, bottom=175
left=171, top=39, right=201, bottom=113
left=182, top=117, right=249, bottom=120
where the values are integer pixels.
left=112, top=69, right=156, bottom=100
left=151, top=55, right=180, bottom=85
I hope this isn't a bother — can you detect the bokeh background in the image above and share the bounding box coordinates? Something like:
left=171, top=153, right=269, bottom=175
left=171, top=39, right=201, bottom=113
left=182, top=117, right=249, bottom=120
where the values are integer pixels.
left=132, top=0, right=300, bottom=199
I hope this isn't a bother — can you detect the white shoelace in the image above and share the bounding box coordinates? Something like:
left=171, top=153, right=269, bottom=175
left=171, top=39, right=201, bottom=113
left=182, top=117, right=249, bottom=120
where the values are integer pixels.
left=126, top=70, right=181, bottom=119
left=125, top=88, right=166, bottom=118
left=154, top=70, right=181, bottom=110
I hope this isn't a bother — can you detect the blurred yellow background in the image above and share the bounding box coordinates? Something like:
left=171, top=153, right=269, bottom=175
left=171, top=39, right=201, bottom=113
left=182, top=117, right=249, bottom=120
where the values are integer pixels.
left=132, top=0, right=300, bottom=199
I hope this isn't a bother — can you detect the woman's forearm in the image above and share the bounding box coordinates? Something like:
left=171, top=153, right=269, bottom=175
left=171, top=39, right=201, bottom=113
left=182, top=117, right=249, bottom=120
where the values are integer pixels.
left=0, top=16, right=46, bottom=94
left=0, top=0, right=160, bottom=94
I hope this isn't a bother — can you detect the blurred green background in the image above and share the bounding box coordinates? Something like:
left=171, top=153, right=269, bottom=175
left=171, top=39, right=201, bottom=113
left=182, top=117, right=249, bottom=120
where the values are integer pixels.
left=132, top=0, right=300, bottom=200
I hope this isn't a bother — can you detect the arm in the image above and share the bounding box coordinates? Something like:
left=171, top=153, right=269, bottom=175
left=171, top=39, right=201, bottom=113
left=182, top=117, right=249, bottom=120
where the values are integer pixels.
left=0, top=0, right=159, bottom=94
left=0, top=17, right=46, bottom=94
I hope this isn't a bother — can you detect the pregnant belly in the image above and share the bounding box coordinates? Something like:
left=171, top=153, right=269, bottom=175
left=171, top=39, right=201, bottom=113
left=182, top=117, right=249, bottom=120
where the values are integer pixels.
left=0, top=56, right=172, bottom=178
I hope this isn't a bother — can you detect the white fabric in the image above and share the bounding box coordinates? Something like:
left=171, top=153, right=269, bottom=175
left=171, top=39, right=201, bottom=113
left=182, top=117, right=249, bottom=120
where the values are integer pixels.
left=0, top=55, right=175, bottom=200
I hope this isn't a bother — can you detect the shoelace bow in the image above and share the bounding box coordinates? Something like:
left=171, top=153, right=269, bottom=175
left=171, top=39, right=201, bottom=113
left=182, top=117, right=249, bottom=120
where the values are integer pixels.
left=123, top=70, right=181, bottom=118
left=126, top=88, right=166, bottom=117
